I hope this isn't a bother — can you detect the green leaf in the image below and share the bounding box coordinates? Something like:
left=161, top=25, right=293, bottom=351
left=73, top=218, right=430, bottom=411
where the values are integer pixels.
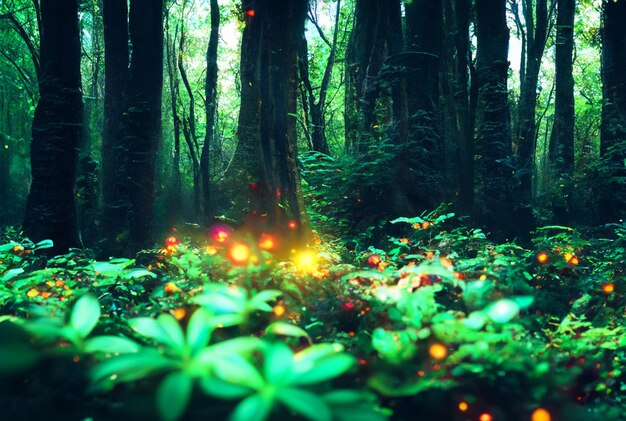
left=277, top=388, right=331, bottom=421
left=90, top=351, right=176, bottom=387
left=0, top=268, right=24, bottom=282
left=291, top=345, right=355, bottom=385
left=129, top=317, right=176, bottom=348
left=485, top=299, right=520, bottom=324
left=248, top=290, right=282, bottom=312
left=157, top=371, right=193, bottom=421
left=70, top=295, right=101, bottom=338
left=231, top=394, right=272, bottom=421
left=263, top=342, right=294, bottom=384
left=157, top=314, right=186, bottom=352
left=194, top=337, right=264, bottom=369
left=214, top=354, right=265, bottom=390
left=265, top=322, right=311, bottom=340
left=34, top=239, right=54, bottom=250
left=186, top=309, right=212, bottom=355
left=83, top=336, right=141, bottom=354
left=122, top=268, right=157, bottom=280
left=200, top=377, right=254, bottom=399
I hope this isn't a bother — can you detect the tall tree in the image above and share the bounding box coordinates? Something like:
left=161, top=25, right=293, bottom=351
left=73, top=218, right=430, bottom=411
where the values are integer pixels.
left=23, top=0, right=82, bottom=254
left=515, top=0, right=554, bottom=220
left=200, top=0, right=219, bottom=222
left=549, top=0, right=575, bottom=221
left=110, top=0, right=164, bottom=255
left=101, top=0, right=128, bottom=253
left=475, top=0, right=515, bottom=236
left=298, top=0, right=341, bottom=156
left=225, top=0, right=310, bottom=240
left=441, top=0, right=474, bottom=216
left=599, top=0, right=626, bottom=222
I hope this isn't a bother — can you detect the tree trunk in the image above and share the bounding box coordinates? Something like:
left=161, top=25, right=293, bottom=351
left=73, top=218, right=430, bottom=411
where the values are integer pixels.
left=550, top=0, right=575, bottom=222
left=226, top=0, right=310, bottom=241
left=200, top=0, right=219, bottom=223
left=516, top=0, right=552, bottom=211
left=475, top=0, right=515, bottom=237
left=116, top=0, right=164, bottom=255
left=599, top=0, right=626, bottom=222
left=101, top=0, right=128, bottom=254
left=24, top=0, right=82, bottom=255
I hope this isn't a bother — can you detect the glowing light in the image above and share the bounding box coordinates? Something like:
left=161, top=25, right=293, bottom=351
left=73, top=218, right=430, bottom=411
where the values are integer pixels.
left=295, top=250, right=318, bottom=273
left=244, top=8, right=255, bottom=16
left=228, top=243, right=251, bottom=265
left=537, top=252, right=549, bottom=264
left=426, top=251, right=434, bottom=259
left=211, top=227, right=231, bottom=243
left=458, top=402, right=469, bottom=412
left=172, top=308, right=186, bottom=320
left=205, top=245, right=218, bottom=256
left=568, top=255, right=579, bottom=266
left=531, top=408, right=551, bottom=421
left=166, top=236, right=179, bottom=246
left=27, top=288, right=39, bottom=298
left=563, top=252, right=573, bottom=262
left=602, top=283, right=615, bottom=294
left=422, top=221, right=431, bottom=229
left=367, top=254, right=382, bottom=267
left=439, top=257, right=453, bottom=269
left=258, top=234, right=277, bottom=251
left=164, top=282, right=179, bottom=294
left=287, top=220, right=298, bottom=229
left=413, top=223, right=421, bottom=229
left=429, top=343, right=448, bottom=360
left=479, top=413, right=493, bottom=421
left=273, top=304, right=286, bottom=316
left=399, top=238, right=409, bottom=244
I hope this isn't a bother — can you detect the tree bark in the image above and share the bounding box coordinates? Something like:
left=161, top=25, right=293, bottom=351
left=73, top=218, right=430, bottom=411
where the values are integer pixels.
left=226, top=0, right=310, bottom=241
left=200, top=0, right=219, bottom=223
left=475, top=0, right=515, bottom=237
left=24, top=0, right=82, bottom=254
left=101, top=0, right=128, bottom=254
left=599, top=0, right=626, bottom=222
left=116, top=0, right=164, bottom=255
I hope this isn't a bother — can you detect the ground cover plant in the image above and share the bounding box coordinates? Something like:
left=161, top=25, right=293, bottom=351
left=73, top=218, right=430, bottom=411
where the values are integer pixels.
left=1, top=213, right=625, bottom=421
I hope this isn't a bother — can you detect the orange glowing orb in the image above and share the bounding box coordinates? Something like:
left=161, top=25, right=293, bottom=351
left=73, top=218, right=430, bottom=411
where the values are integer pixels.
left=273, top=304, right=286, bottom=317
left=287, top=220, right=298, bottom=229
left=205, top=245, right=218, bottom=256
left=228, top=243, right=251, bottom=265
left=367, top=254, right=382, bottom=267
left=258, top=234, right=277, bottom=251
left=172, top=308, right=186, bottom=320
left=537, top=252, right=549, bottom=264
left=422, top=221, right=431, bottom=229
left=568, top=255, right=579, bottom=266
left=602, top=283, right=615, bottom=294
left=479, top=413, right=493, bottom=421
left=458, top=401, right=469, bottom=412
left=164, top=282, right=179, bottom=294
left=563, top=252, right=573, bottom=262
left=244, top=9, right=255, bottom=16
left=166, top=236, right=179, bottom=246
left=531, top=408, right=551, bottom=421
left=429, top=343, right=448, bottom=360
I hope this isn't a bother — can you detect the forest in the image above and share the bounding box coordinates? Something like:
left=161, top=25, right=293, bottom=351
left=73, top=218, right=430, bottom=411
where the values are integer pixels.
left=0, top=0, right=625, bottom=420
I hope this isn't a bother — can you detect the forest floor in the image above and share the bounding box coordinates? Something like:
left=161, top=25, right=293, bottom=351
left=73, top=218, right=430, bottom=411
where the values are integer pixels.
left=0, top=213, right=625, bottom=421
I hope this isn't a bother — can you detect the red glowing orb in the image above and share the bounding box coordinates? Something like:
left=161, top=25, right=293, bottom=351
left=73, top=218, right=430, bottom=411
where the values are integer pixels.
left=244, top=9, right=255, bottom=17
left=367, top=254, right=382, bottom=267
left=258, top=234, right=277, bottom=251
left=166, top=236, right=179, bottom=246
left=210, top=226, right=231, bottom=244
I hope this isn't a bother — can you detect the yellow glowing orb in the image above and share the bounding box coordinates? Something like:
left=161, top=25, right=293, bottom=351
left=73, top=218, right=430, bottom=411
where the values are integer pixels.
left=479, top=413, right=493, bottom=421
left=295, top=251, right=318, bottom=273
left=228, top=243, right=251, bottom=265
left=458, top=401, right=468, bottom=412
left=273, top=305, right=286, bottom=316
left=531, top=408, right=551, bottom=421
left=429, top=343, right=448, bottom=360
left=537, top=252, right=549, bottom=264
left=602, top=283, right=615, bottom=294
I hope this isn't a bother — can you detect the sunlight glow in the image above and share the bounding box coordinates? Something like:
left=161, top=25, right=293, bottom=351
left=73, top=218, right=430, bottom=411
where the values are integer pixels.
left=228, top=243, right=251, bottom=265
left=295, top=250, right=318, bottom=273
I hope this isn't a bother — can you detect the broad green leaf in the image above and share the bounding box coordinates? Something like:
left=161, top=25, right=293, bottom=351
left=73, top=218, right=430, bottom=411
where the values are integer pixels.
left=200, top=377, right=254, bottom=399
left=90, top=351, right=176, bottom=386
left=322, top=390, right=377, bottom=406
left=34, top=239, right=54, bottom=250
left=194, top=337, right=263, bottom=368
left=463, top=311, right=488, bottom=330
left=122, top=268, right=157, bottom=279
left=277, top=388, right=331, bottom=421
left=214, top=354, right=265, bottom=390
left=248, top=290, right=282, bottom=312
left=157, top=314, right=186, bottom=352
left=0, top=268, right=24, bottom=282
left=292, top=352, right=355, bottom=385
left=186, top=309, right=212, bottom=355
left=84, top=336, right=141, bottom=354
left=263, top=342, right=294, bottom=384
left=231, top=394, right=272, bottom=421
left=264, top=322, right=310, bottom=340
left=157, top=371, right=193, bottom=421
left=129, top=317, right=175, bottom=348
left=70, top=295, right=101, bottom=338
